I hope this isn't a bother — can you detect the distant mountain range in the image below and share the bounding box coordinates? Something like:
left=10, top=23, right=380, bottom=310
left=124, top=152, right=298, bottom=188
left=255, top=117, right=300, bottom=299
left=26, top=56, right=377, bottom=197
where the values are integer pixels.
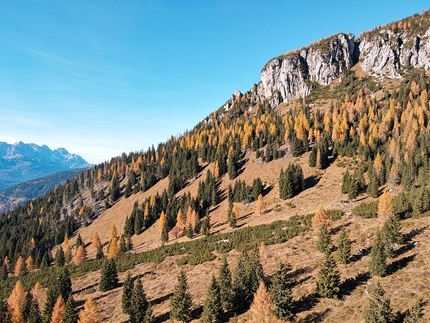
left=0, top=141, right=91, bottom=191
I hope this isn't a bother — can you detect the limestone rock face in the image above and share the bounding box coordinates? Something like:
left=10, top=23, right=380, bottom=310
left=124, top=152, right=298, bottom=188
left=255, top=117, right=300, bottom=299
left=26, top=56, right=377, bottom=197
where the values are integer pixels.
left=255, top=24, right=430, bottom=107
left=257, top=33, right=356, bottom=106
left=358, top=27, right=430, bottom=78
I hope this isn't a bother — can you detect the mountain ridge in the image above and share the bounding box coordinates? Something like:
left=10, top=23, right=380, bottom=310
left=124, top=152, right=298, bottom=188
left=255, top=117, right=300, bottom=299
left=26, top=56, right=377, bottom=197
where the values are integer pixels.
left=0, top=141, right=91, bottom=191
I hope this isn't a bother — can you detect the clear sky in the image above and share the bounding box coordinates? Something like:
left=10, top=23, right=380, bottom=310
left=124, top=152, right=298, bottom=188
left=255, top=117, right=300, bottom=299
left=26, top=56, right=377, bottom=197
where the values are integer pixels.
left=0, top=1, right=428, bottom=164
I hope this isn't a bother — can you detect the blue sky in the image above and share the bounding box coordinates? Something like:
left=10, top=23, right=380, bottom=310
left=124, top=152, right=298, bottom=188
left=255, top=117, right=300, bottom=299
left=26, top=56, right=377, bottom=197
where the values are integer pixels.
left=0, top=1, right=428, bottom=164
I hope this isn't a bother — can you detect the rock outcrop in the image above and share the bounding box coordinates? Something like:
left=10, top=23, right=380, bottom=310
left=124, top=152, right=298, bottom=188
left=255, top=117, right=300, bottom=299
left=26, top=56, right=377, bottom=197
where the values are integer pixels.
left=254, top=11, right=430, bottom=107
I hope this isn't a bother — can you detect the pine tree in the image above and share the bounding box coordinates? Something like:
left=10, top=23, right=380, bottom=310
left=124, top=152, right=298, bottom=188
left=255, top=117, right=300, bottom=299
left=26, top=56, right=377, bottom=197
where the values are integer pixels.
left=54, top=248, right=65, bottom=267
left=369, top=230, right=387, bottom=277
left=248, top=282, right=279, bottom=323
left=269, top=263, right=293, bottom=321
left=316, top=252, right=341, bottom=299
left=27, top=297, right=42, bottom=323
left=403, top=298, right=423, bottom=323
left=246, top=249, right=265, bottom=297
left=336, top=228, right=351, bottom=265
left=75, top=235, right=83, bottom=250
left=50, top=296, right=65, bottom=323
left=232, top=253, right=251, bottom=313
left=77, top=296, right=100, bottom=323
left=99, top=259, right=118, bottom=292
left=381, top=215, right=403, bottom=258
left=316, top=224, right=331, bottom=254
left=169, top=269, right=192, bottom=323
left=95, top=243, right=104, bottom=260
left=122, top=273, right=134, bottom=315
left=341, top=170, right=351, bottom=194
left=130, top=279, right=149, bottom=323
left=363, top=281, right=393, bottom=323
left=202, top=275, right=222, bottom=323
left=62, top=295, right=78, bottom=323
left=201, top=215, right=211, bottom=236
left=217, top=256, right=233, bottom=313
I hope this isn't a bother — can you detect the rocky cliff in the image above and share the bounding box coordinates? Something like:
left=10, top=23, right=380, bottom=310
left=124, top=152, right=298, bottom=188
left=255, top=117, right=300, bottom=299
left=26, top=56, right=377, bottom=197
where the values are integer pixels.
left=254, top=11, right=430, bottom=107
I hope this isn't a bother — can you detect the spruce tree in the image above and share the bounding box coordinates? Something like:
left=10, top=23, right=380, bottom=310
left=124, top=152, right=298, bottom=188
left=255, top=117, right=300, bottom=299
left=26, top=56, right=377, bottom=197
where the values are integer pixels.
left=336, top=228, right=351, bottom=265
left=217, top=256, right=233, bottom=313
left=99, top=258, right=118, bottom=292
left=130, top=279, right=149, bottom=323
left=232, top=253, right=251, bottom=313
left=62, top=295, right=78, bottom=323
left=227, top=153, right=236, bottom=180
left=309, top=146, right=317, bottom=167
left=246, top=249, right=265, bottom=296
left=95, top=243, right=104, bottom=260
left=202, top=275, right=223, bottom=323
left=369, top=230, right=387, bottom=277
left=363, top=281, right=393, bottom=323
left=169, top=269, right=192, bottom=323
left=316, top=252, right=341, bottom=299
left=122, top=272, right=134, bottom=315
left=201, top=216, right=211, bottom=236
left=75, top=234, right=83, bottom=249
left=316, top=224, right=331, bottom=254
left=403, top=298, right=423, bottom=323
left=341, top=170, right=351, bottom=194
left=269, top=262, right=294, bottom=321
left=381, top=215, right=403, bottom=258
left=54, top=248, right=65, bottom=267
left=27, top=297, right=42, bottom=323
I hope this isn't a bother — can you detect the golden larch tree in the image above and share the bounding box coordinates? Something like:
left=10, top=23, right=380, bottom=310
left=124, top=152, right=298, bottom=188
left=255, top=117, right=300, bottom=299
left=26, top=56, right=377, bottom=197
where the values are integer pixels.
left=232, top=204, right=239, bottom=222
left=73, top=246, right=87, bottom=265
left=91, top=232, right=101, bottom=250
left=378, top=191, right=393, bottom=220
left=14, top=256, right=24, bottom=277
left=312, top=205, right=330, bottom=230
left=107, top=237, right=119, bottom=259
left=255, top=194, right=265, bottom=216
left=11, top=307, right=25, bottom=323
left=25, top=256, right=34, bottom=272
left=77, top=296, right=100, bottom=323
left=159, top=211, right=167, bottom=233
left=63, top=234, right=70, bottom=251
left=109, top=223, right=118, bottom=241
left=248, top=282, right=279, bottom=323
left=8, top=280, right=27, bottom=317
left=176, top=209, right=186, bottom=231
left=50, top=295, right=65, bottom=323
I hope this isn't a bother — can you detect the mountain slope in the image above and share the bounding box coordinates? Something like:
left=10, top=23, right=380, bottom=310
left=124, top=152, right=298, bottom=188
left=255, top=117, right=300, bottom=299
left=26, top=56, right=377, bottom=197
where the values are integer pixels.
left=1, top=9, right=430, bottom=323
left=0, top=141, right=91, bottom=191
left=0, top=168, right=89, bottom=213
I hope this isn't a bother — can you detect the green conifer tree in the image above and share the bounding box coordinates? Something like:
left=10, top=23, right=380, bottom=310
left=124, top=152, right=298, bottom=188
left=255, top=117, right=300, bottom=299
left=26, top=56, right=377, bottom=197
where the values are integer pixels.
left=403, top=298, right=423, bottom=323
left=75, top=234, right=83, bottom=249
left=202, top=275, right=223, bottom=323
left=169, top=269, right=193, bottom=323
left=369, top=230, right=387, bottom=277
left=363, top=281, right=393, bottom=323
left=27, top=296, right=42, bottom=323
left=217, top=256, right=233, bottom=313
left=336, top=228, right=351, bottom=265
left=62, top=295, right=78, bottom=323
left=99, top=258, right=118, bottom=292
left=130, top=279, right=150, bottom=323
left=96, top=242, right=104, bottom=260
left=316, top=252, right=341, bottom=299
left=269, top=262, right=294, bottom=321
left=54, top=248, right=65, bottom=267
left=317, top=224, right=331, bottom=254
left=381, top=215, right=403, bottom=258
left=122, top=272, right=134, bottom=315
left=341, top=170, right=351, bottom=194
